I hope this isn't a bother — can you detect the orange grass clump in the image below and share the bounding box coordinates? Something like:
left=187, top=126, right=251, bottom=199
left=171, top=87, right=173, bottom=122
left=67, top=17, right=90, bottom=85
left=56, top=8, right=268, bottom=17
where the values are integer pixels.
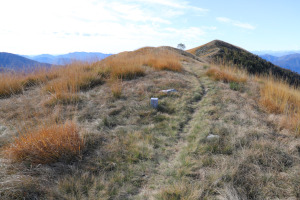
left=259, top=78, right=300, bottom=135
left=206, top=66, right=247, bottom=83
left=4, top=121, right=84, bottom=164
left=0, top=72, right=24, bottom=97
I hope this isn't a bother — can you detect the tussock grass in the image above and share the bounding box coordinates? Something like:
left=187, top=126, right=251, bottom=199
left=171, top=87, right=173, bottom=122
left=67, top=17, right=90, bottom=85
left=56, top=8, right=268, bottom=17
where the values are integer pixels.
left=4, top=121, right=84, bottom=164
left=157, top=182, right=200, bottom=200
left=44, top=62, right=103, bottom=94
left=94, top=47, right=182, bottom=80
left=0, top=72, right=24, bottom=97
left=0, top=68, right=57, bottom=98
left=205, top=64, right=300, bottom=135
left=259, top=78, right=300, bottom=135
left=206, top=66, right=247, bottom=83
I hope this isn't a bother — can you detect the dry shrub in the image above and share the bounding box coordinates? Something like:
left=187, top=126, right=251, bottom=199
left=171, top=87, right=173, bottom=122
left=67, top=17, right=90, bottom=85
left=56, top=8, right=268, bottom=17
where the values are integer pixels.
left=259, top=78, right=300, bottom=135
left=4, top=121, right=84, bottom=164
left=206, top=66, right=247, bottom=83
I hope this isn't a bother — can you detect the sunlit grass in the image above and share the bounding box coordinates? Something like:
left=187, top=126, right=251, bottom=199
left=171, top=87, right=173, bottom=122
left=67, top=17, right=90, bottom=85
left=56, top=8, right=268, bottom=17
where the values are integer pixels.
left=259, top=78, right=300, bottom=135
left=4, top=121, right=84, bottom=164
left=206, top=65, right=247, bottom=83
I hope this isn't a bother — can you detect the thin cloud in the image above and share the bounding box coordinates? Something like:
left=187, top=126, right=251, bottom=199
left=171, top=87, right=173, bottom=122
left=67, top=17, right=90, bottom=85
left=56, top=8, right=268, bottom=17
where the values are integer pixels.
left=135, top=0, right=209, bottom=12
left=216, top=17, right=256, bottom=30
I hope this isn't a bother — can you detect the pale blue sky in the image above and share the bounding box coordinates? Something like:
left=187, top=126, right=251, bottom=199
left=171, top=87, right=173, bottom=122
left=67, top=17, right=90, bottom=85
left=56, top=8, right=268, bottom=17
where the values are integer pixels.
left=0, top=0, right=299, bottom=54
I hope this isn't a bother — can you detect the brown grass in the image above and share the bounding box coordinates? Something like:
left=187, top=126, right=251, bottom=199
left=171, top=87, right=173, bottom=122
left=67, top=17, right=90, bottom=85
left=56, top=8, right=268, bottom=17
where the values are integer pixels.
left=205, top=64, right=300, bottom=135
left=259, top=78, right=300, bottom=135
left=206, top=66, right=247, bottom=83
left=109, top=78, right=122, bottom=98
left=0, top=68, right=58, bottom=98
left=4, top=121, right=84, bottom=164
left=94, top=47, right=182, bottom=80
left=0, top=72, right=24, bottom=97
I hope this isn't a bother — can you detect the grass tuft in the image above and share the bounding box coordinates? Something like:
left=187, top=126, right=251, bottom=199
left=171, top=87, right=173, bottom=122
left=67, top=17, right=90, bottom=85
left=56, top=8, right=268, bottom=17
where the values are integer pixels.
left=206, top=66, right=247, bottom=83
left=259, top=78, right=300, bottom=135
left=4, top=121, right=84, bottom=164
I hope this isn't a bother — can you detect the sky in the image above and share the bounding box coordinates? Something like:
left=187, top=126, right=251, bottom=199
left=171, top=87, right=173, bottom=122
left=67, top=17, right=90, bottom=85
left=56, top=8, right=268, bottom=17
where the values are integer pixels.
left=0, top=0, right=299, bottom=55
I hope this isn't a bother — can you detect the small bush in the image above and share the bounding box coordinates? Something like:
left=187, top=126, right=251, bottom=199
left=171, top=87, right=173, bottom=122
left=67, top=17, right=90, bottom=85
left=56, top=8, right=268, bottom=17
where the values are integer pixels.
left=4, top=121, right=84, bottom=164
left=229, top=82, right=241, bottom=91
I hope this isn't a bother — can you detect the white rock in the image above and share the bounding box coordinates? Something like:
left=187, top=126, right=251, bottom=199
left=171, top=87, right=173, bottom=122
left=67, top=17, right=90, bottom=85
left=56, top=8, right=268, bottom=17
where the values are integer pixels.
left=207, top=134, right=220, bottom=141
left=160, top=89, right=177, bottom=93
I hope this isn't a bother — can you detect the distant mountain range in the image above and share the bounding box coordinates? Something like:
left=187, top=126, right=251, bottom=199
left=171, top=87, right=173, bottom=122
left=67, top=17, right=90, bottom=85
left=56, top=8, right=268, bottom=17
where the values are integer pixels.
left=0, top=52, right=113, bottom=71
left=0, top=52, right=51, bottom=71
left=252, top=50, right=300, bottom=57
left=259, top=54, right=300, bottom=73
left=23, top=52, right=113, bottom=65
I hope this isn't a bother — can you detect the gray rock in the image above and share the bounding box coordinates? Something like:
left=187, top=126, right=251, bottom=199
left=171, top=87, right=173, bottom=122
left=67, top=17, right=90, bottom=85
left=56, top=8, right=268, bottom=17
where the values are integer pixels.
left=0, top=125, right=7, bottom=135
left=160, top=89, right=177, bottom=93
left=207, top=134, right=220, bottom=141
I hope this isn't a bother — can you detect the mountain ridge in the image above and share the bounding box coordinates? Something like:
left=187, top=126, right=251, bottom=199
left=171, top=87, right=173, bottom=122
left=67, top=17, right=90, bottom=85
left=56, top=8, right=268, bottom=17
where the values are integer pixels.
left=0, top=52, right=51, bottom=71
left=188, top=40, right=300, bottom=86
left=24, top=52, right=113, bottom=65
left=260, top=53, right=300, bottom=73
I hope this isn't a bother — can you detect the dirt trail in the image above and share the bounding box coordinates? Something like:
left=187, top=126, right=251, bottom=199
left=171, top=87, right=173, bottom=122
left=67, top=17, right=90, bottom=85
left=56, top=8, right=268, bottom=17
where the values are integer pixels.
left=135, top=61, right=209, bottom=199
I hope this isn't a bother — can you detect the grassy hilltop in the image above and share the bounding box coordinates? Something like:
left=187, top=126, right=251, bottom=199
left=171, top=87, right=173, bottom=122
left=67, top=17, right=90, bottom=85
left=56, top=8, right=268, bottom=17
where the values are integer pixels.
left=0, top=41, right=300, bottom=199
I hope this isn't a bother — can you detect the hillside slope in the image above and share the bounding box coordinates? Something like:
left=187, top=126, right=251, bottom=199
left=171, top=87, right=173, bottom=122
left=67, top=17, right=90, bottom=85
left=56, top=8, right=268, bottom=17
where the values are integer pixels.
left=0, top=52, right=50, bottom=70
left=0, top=44, right=299, bottom=199
left=188, top=40, right=300, bottom=86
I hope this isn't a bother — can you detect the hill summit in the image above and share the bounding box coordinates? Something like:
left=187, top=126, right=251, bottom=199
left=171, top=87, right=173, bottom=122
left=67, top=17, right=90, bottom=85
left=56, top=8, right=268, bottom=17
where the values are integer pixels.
left=188, top=40, right=300, bottom=86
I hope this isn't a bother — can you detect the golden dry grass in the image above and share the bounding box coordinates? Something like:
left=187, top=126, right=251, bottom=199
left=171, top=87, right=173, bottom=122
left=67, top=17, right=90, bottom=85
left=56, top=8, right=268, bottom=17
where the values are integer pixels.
left=205, top=64, right=300, bottom=135
left=259, top=78, right=300, bottom=135
left=0, top=72, right=24, bottom=97
left=44, top=62, right=102, bottom=94
left=0, top=68, right=57, bottom=98
left=4, top=121, right=84, bottom=164
left=206, top=66, right=247, bottom=83
left=94, top=47, right=182, bottom=80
